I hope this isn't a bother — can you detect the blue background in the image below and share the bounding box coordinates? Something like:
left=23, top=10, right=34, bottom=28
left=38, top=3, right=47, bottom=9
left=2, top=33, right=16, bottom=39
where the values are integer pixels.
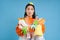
left=0, top=0, right=60, bottom=40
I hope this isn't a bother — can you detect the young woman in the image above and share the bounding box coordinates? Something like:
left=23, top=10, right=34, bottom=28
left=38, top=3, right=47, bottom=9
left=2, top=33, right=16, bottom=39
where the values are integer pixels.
left=16, top=2, right=45, bottom=40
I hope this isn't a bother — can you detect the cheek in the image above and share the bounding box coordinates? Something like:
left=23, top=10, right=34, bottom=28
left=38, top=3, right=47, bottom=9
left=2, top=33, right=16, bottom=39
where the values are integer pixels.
left=26, top=9, right=29, bottom=13
left=26, top=10, right=29, bottom=15
left=31, top=10, right=34, bottom=15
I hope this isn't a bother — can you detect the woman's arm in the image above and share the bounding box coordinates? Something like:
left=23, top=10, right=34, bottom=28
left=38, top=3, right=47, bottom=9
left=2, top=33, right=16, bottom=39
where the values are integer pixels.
left=16, top=18, right=24, bottom=37
left=39, top=18, right=45, bottom=33
left=16, top=24, right=24, bottom=37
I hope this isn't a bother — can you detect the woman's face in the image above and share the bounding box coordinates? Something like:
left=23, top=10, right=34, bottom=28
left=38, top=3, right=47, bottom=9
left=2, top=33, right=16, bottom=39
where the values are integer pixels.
left=26, top=5, right=34, bottom=17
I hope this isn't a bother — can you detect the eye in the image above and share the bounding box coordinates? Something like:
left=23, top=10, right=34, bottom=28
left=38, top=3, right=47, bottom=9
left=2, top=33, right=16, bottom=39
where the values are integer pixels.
left=31, top=8, right=34, bottom=10
left=27, top=8, right=30, bottom=10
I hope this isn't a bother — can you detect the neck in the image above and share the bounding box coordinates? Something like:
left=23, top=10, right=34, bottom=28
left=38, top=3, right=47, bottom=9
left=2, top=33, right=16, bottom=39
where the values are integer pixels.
left=26, top=16, right=32, bottom=18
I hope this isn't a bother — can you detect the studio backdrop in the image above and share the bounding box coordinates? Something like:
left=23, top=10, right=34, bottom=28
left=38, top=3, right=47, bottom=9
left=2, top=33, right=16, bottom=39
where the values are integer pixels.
left=0, top=0, right=60, bottom=40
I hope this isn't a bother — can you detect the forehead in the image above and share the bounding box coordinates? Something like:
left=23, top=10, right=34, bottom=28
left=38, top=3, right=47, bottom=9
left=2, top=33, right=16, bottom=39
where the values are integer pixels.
left=27, top=5, right=34, bottom=8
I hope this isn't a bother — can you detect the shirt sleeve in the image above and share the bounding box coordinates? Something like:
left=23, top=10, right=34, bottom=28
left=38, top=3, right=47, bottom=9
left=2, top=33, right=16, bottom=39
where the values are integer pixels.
left=18, top=20, right=23, bottom=29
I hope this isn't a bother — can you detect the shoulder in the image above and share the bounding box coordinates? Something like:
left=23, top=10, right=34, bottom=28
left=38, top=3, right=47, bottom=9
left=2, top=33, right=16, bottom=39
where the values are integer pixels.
left=18, top=18, right=25, bottom=24
left=18, top=18, right=24, bottom=21
left=38, top=18, right=45, bottom=22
